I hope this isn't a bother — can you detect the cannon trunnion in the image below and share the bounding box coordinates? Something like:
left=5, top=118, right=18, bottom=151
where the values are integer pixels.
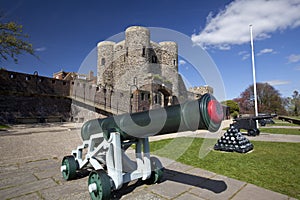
left=61, top=94, right=223, bottom=200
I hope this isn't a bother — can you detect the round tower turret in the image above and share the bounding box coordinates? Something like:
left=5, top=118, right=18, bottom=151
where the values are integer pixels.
left=125, top=26, right=150, bottom=66
left=97, top=41, right=115, bottom=85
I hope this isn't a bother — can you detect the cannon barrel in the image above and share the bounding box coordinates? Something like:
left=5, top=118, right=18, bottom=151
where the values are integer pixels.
left=81, top=94, right=224, bottom=141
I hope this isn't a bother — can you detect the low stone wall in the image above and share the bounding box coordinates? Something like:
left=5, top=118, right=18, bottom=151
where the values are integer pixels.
left=71, top=103, right=107, bottom=123
left=0, top=70, right=70, bottom=96
left=0, top=94, right=71, bottom=124
left=0, top=70, right=73, bottom=124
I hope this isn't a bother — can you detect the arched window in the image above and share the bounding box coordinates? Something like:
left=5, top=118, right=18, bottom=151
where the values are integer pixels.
left=154, top=94, right=158, bottom=104
left=173, top=59, right=176, bottom=66
left=152, top=55, right=157, bottom=63
left=101, top=58, right=105, bottom=66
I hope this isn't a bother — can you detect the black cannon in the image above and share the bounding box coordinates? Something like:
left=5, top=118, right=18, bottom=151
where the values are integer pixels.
left=231, top=114, right=275, bottom=136
left=61, top=94, right=224, bottom=200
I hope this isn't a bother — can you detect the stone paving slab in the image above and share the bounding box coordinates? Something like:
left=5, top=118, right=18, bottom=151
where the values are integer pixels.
left=120, top=189, right=164, bottom=200
left=148, top=178, right=192, bottom=199
left=175, top=192, right=205, bottom=200
left=0, top=178, right=57, bottom=200
left=188, top=175, right=246, bottom=200
left=11, top=192, right=42, bottom=200
left=231, top=183, right=290, bottom=200
left=0, top=173, right=37, bottom=190
left=40, top=181, right=89, bottom=200
left=186, top=167, right=217, bottom=179
left=0, top=122, right=298, bottom=200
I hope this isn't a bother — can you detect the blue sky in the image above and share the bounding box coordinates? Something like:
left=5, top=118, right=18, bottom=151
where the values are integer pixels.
left=1, top=0, right=300, bottom=100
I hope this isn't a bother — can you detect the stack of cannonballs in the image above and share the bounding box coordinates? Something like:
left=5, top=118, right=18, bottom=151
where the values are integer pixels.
left=214, top=126, right=254, bottom=153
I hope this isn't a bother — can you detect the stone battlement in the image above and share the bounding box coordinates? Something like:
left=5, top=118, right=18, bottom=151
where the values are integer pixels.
left=0, top=70, right=71, bottom=123
left=0, top=70, right=70, bottom=97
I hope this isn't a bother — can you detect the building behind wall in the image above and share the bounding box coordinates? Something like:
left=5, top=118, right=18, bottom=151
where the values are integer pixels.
left=188, top=85, right=214, bottom=99
left=53, top=70, right=97, bottom=84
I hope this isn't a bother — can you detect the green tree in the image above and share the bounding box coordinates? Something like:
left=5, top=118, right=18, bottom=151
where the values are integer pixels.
left=291, top=90, right=300, bottom=116
left=234, top=83, right=286, bottom=115
left=0, top=18, right=34, bottom=63
left=222, top=100, right=239, bottom=118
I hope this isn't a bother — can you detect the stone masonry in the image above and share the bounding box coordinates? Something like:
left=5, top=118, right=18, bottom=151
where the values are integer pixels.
left=97, top=26, right=188, bottom=112
left=0, top=70, right=71, bottom=124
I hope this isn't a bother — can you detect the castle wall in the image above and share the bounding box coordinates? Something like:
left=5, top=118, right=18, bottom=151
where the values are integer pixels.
left=0, top=70, right=71, bottom=96
left=71, top=103, right=107, bottom=123
left=0, top=26, right=205, bottom=124
left=0, top=70, right=71, bottom=123
left=0, top=70, right=124, bottom=124
left=0, top=94, right=71, bottom=123
left=70, top=80, right=130, bottom=115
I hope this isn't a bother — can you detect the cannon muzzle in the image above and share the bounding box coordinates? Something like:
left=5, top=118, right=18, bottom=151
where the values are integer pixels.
left=81, top=94, right=224, bottom=141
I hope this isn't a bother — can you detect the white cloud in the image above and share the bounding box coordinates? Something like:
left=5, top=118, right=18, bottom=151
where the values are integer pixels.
left=287, top=54, right=300, bottom=63
left=238, top=51, right=250, bottom=60
left=242, top=54, right=250, bottom=60
left=295, top=66, right=300, bottom=70
left=191, top=0, right=300, bottom=50
left=238, top=48, right=275, bottom=60
left=257, top=48, right=275, bottom=56
left=238, top=51, right=247, bottom=56
left=179, top=59, right=186, bottom=65
left=35, top=47, right=47, bottom=52
left=266, top=80, right=291, bottom=86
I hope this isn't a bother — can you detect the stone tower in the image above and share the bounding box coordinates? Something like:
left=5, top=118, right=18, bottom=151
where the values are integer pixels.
left=96, top=26, right=187, bottom=112
left=97, top=41, right=115, bottom=87
left=159, top=41, right=179, bottom=95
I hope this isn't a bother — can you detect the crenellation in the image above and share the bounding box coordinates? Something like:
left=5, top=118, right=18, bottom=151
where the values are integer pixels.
left=188, top=85, right=214, bottom=99
left=0, top=70, right=72, bottom=123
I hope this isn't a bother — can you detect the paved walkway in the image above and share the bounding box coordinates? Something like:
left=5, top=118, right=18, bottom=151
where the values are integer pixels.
left=0, top=122, right=298, bottom=200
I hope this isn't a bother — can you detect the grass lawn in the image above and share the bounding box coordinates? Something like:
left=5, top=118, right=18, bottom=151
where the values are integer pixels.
left=267, top=122, right=297, bottom=127
left=223, top=127, right=300, bottom=135
left=268, top=119, right=299, bottom=127
left=223, top=123, right=300, bottom=135
left=0, top=124, right=10, bottom=130
left=280, top=116, right=300, bottom=120
left=150, top=137, right=300, bottom=199
left=260, top=127, right=300, bottom=135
